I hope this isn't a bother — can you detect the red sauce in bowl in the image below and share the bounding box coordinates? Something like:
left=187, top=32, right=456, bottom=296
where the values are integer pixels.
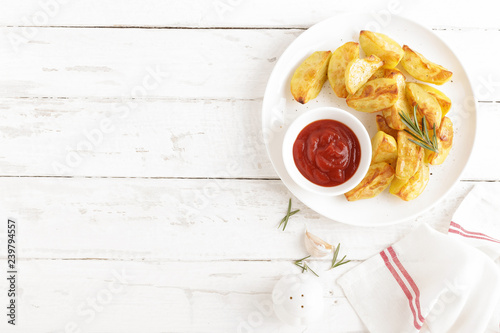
left=293, top=119, right=361, bottom=187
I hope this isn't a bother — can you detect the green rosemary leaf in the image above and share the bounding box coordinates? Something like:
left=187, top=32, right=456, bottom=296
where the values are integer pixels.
left=404, top=129, right=425, bottom=142
left=294, top=255, right=319, bottom=277
left=295, top=255, right=311, bottom=264
left=331, top=243, right=340, bottom=266
left=422, top=116, right=431, bottom=143
left=329, top=244, right=351, bottom=270
left=408, top=139, right=436, bottom=152
left=305, top=263, right=319, bottom=277
left=332, top=259, right=351, bottom=268
left=278, top=199, right=300, bottom=231
left=398, top=105, right=439, bottom=153
left=433, top=124, right=438, bottom=148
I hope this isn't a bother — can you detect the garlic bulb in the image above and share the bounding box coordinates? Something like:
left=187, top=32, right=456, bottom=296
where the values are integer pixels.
left=304, top=231, right=333, bottom=258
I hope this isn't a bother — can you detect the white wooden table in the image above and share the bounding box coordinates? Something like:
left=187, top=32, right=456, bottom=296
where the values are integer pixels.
left=0, top=1, right=499, bottom=332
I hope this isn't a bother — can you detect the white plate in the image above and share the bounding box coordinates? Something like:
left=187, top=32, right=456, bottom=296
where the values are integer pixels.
left=262, top=13, right=477, bottom=226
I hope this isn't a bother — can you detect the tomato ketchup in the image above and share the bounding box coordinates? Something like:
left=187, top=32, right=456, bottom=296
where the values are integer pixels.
left=293, top=119, right=361, bottom=187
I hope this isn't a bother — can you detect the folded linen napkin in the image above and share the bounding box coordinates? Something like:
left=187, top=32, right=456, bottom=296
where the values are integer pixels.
left=338, top=184, right=500, bottom=333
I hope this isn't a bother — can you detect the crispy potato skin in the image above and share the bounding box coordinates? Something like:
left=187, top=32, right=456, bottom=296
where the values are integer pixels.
left=401, top=45, right=453, bottom=85
left=359, top=30, right=403, bottom=69
left=372, top=131, right=397, bottom=166
left=370, top=69, right=411, bottom=130
left=344, top=162, right=395, bottom=201
left=390, top=163, right=429, bottom=201
left=417, top=83, right=452, bottom=116
left=346, top=78, right=398, bottom=112
left=345, top=55, right=384, bottom=95
left=291, top=51, right=332, bottom=104
left=369, top=68, right=402, bottom=81
left=426, top=117, right=453, bottom=165
left=395, top=131, right=424, bottom=181
left=406, top=82, right=442, bottom=130
left=328, top=42, right=359, bottom=98
left=375, top=115, right=399, bottom=138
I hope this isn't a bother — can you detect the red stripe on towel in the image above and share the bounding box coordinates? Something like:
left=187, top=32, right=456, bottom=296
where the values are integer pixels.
left=449, top=221, right=500, bottom=244
left=387, top=246, right=425, bottom=324
left=380, top=249, right=423, bottom=330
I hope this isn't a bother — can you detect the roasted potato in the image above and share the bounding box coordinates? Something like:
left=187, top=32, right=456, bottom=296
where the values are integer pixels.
left=344, top=162, right=395, bottom=201
left=401, top=45, right=453, bottom=85
left=417, top=83, right=452, bottom=116
left=376, top=115, right=399, bottom=138
left=426, top=116, right=453, bottom=165
left=328, top=42, right=359, bottom=98
left=291, top=51, right=332, bottom=104
left=369, top=68, right=401, bottom=80
left=390, top=162, right=429, bottom=201
left=346, top=78, right=398, bottom=112
left=406, top=82, right=442, bottom=130
left=371, top=131, right=397, bottom=166
left=345, top=55, right=384, bottom=95
left=359, top=30, right=403, bottom=69
left=395, top=131, right=424, bottom=181
left=372, top=69, right=411, bottom=130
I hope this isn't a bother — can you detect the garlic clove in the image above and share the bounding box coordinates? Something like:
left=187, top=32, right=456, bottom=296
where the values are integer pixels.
left=304, top=231, right=333, bottom=258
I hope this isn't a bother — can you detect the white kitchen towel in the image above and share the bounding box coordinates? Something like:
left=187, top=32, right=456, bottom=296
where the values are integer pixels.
left=338, top=185, right=500, bottom=333
left=448, top=184, right=500, bottom=262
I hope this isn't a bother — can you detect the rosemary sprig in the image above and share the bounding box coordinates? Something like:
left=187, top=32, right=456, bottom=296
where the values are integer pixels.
left=399, top=105, right=439, bottom=153
left=278, top=198, right=300, bottom=231
left=329, top=243, right=351, bottom=270
left=294, top=255, right=319, bottom=277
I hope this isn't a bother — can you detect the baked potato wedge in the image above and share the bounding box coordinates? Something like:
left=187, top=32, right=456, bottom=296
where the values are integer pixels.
left=406, top=82, right=442, bottom=130
left=395, top=131, right=424, bottom=181
left=390, top=162, right=429, bottom=201
left=376, top=69, right=411, bottom=130
left=417, top=83, right=452, bottom=116
left=376, top=115, right=399, bottom=138
left=426, top=116, right=453, bottom=165
left=372, top=131, right=397, bottom=166
left=291, top=51, right=332, bottom=104
left=359, top=30, right=403, bottom=69
left=369, top=68, right=401, bottom=80
left=328, top=42, right=360, bottom=98
left=344, top=162, right=395, bottom=201
left=346, top=78, right=398, bottom=112
left=345, top=55, right=384, bottom=95
left=401, top=45, right=453, bottom=85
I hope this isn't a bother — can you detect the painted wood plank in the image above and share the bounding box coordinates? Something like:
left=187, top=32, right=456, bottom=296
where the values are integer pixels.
left=1, top=0, right=498, bottom=29
left=0, top=98, right=497, bottom=180
left=0, top=177, right=482, bottom=261
left=1, top=28, right=499, bottom=100
left=0, top=259, right=367, bottom=332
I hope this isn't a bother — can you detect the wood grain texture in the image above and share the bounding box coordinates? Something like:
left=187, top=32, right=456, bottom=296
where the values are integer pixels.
left=0, top=260, right=366, bottom=332
left=0, top=98, right=497, bottom=179
left=1, top=29, right=500, bottom=100
left=1, top=0, right=499, bottom=29
left=0, top=1, right=498, bottom=332
left=0, top=177, right=475, bottom=261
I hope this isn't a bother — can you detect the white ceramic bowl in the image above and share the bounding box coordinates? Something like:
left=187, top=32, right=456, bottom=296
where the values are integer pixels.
left=282, top=107, right=371, bottom=196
